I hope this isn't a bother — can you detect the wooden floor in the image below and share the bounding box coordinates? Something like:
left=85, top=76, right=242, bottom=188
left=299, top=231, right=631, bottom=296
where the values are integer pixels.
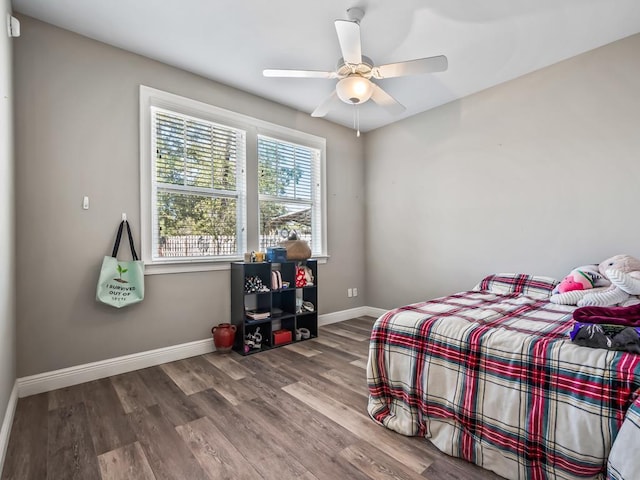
left=2, top=317, right=503, bottom=480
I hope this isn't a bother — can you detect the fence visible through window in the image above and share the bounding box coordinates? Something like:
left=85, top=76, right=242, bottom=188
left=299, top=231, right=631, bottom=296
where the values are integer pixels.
left=158, top=235, right=237, bottom=258
left=156, top=233, right=312, bottom=258
left=259, top=232, right=312, bottom=253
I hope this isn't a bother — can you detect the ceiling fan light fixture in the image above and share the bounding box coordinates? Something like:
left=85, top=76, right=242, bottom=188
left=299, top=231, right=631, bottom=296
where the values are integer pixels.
left=336, top=75, right=373, bottom=105
left=263, top=7, right=446, bottom=121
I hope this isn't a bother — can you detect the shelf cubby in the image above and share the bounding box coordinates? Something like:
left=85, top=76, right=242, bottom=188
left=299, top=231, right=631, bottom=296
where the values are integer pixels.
left=231, top=260, right=318, bottom=355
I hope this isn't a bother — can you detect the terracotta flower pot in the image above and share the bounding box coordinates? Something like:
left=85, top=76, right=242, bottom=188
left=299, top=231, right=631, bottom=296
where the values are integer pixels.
left=212, top=323, right=236, bottom=353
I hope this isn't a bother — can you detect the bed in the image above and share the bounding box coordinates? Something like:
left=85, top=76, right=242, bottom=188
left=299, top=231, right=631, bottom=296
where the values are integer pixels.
left=367, top=274, right=640, bottom=480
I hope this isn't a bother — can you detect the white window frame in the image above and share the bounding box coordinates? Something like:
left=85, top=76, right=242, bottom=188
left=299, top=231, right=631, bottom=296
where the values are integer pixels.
left=257, top=133, right=325, bottom=257
left=140, top=85, right=327, bottom=275
left=151, top=107, right=247, bottom=263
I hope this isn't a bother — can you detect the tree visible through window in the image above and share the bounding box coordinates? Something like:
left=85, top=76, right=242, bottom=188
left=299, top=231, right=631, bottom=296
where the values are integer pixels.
left=141, top=86, right=326, bottom=271
left=153, top=109, right=246, bottom=260
left=258, top=135, right=321, bottom=254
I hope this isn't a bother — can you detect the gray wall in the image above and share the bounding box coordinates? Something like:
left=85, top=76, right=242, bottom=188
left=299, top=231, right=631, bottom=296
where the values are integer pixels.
left=14, top=15, right=366, bottom=377
left=365, top=33, right=640, bottom=309
left=15, top=14, right=640, bottom=376
left=0, top=0, right=16, bottom=428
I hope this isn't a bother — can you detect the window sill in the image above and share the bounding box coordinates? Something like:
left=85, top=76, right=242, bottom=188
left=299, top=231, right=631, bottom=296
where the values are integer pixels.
left=144, top=254, right=329, bottom=275
left=144, top=260, right=237, bottom=275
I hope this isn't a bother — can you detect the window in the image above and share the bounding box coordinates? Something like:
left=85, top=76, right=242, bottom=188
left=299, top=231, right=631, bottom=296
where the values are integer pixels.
left=140, top=86, right=326, bottom=274
left=258, top=136, right=322, bottom=254
left=152, top=108, right=246, bottom=263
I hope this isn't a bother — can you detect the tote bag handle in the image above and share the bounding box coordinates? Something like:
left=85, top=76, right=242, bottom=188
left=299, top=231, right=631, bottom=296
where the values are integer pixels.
left=111, top=220, right=139, bottom=261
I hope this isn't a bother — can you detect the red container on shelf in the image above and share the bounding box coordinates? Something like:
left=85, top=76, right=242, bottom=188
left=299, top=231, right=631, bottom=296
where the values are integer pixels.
left=273, top=329, right=292, bottom=345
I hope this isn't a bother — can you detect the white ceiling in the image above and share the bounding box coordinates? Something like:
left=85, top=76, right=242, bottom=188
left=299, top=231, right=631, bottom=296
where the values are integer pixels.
left=11, top=0, right=640, bottom=132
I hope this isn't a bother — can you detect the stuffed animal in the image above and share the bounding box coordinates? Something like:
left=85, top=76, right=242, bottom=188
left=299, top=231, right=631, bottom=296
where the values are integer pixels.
left=556, top=271, right=592, bottom=293
left=550, top=265, right=610, bottom=305
left=552, top=265, right=607, bottom=294
left=577, top=255, right=640, bottom=307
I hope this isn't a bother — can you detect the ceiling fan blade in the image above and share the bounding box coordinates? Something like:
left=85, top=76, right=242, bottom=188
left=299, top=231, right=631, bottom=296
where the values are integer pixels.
left=335, top=20, right=362, bottom=65
left=263, top=69, right=338, bottom=79
left=371, top=85, right=406, bottom=115
left=373, top=55, right=448, bottom=79
left=311, top=91, right=340, bottom=118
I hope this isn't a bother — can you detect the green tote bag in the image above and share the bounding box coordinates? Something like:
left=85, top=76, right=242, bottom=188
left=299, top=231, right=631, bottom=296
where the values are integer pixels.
left=96, top=220, right=145, bottom=308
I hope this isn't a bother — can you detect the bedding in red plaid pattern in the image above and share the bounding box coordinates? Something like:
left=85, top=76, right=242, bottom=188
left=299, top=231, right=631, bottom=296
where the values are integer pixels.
left=367, top=274, right=640, bottom=480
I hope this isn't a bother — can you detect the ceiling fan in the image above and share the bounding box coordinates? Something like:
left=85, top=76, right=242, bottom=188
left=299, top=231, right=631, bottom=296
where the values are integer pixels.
left=263, top=7, right=448, bottom=128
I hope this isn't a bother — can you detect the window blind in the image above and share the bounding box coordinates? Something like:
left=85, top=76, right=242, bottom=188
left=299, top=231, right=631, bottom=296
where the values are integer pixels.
left=152, top=107, right=246, bottom=260
left=257, top=135, right=320, bottom=254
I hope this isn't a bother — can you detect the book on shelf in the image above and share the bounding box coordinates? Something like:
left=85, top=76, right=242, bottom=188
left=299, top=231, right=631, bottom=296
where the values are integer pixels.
left=246, top=310, right=270, bottom=320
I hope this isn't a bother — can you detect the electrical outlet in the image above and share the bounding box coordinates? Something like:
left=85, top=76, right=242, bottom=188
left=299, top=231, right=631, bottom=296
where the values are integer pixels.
left=347, top=288, right=353, bottom=298
left=353, top=287, right=358, bottom=297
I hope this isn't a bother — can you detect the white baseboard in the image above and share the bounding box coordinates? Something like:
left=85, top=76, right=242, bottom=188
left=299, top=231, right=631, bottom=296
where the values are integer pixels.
left=318, top=306, right=387, bottom=325
left=0, top=382, right=18, bottom=474
left=17, top=306, right=386, bottom=398
left=17, top=338, right=215, bottom=398
left=319, top=306, right=369, bottom=325
left=364, top=307, right=388, bottom=318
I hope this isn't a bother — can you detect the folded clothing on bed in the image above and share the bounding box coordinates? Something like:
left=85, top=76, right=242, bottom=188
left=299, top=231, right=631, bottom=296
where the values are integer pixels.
left=570, top=322, right=640, bottom=353
left=573, top=302, right=640, bottom=326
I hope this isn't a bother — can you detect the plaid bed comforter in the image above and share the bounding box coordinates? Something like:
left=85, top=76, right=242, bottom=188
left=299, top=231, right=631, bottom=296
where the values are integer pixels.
left=367, top=274, right=640, bottom=480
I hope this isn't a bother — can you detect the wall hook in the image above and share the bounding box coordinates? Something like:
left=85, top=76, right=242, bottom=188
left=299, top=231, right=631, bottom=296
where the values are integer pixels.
left=122, top=213, right=127, bottom=222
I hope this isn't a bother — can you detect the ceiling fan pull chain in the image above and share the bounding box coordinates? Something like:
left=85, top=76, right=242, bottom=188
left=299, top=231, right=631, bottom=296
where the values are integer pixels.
left=353, top=103, right=356, bottom=130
